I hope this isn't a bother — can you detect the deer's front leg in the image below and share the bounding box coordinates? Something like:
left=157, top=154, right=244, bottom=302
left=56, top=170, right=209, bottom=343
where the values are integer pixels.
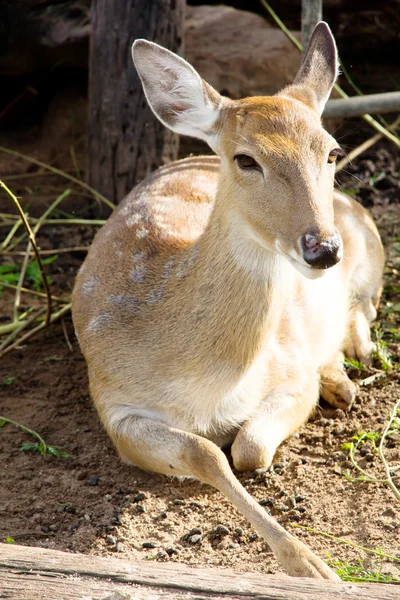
left=231, top=379, right=319, bottom=472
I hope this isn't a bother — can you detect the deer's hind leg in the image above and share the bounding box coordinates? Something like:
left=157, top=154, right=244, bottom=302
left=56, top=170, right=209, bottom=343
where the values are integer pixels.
left=343, top=298, right=379, bottom=366
left=105, top=409, right=339, bottom=581
left=319, top=351, right=356, bottom=410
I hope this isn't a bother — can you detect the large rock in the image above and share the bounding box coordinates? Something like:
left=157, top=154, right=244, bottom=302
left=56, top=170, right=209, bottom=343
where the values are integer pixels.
left=185, top=5, right=301, bottom=99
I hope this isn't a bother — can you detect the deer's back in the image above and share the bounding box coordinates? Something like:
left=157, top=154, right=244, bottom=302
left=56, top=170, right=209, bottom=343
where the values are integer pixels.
left=72, top=156, right=219, bottom=354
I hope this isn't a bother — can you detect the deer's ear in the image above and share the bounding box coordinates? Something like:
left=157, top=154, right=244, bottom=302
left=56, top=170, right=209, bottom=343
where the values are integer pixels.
left=132, top=39, right=225, bottom=149
left=283, top=22, right=339, bottom=115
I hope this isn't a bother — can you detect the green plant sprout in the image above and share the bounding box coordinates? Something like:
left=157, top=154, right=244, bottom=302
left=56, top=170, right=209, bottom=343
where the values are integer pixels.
left=342, top=399, right=400, bottom=502
left=0, top=416, right=70, bottom=458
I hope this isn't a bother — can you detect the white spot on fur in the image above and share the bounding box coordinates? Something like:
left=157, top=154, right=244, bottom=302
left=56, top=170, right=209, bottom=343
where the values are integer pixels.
left=86, top=313, right=110, bottom=333
left=131, top=264, right=146, bottom=283
left=176, top=245, right=199, bottom=279
left=81, top=276, right=100, bottom=295
left=127, top=213, right=141, bottom=226
left=108, top=295, right=141, bottom=312
left=136, top=227, right=149, bottom=239
left=132, top=251, right=146, bottom=263
left=162, top=256, right=175, bottom=279
left=147, top=283, right=166, bottom=305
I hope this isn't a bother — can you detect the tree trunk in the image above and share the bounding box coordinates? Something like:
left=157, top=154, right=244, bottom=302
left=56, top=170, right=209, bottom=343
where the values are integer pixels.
left=88, top=0, right=185, bottom=206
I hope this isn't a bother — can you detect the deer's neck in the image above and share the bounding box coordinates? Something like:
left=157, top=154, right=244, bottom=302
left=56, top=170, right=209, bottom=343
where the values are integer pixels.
left=187, top=200, right=294, bottom=370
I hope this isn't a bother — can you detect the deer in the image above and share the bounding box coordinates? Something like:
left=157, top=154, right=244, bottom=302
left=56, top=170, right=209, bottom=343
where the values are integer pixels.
left=72, top=22, right=384, bottom=581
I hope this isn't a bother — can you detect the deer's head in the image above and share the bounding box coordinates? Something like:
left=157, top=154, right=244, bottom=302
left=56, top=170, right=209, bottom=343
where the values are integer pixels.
left=132, top=23, right=342, bottom=279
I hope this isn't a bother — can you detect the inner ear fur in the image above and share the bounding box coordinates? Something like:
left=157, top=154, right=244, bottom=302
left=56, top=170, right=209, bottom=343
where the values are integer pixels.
left=281, top=22, right=339, bottom=115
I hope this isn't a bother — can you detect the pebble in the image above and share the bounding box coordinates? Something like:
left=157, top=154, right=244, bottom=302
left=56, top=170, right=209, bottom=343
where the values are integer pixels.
left=166, top=547, right=178, bottom=556
left=248, top=534, right=259, bottom=542
left=160, top=512, right=168, bottom=519
left=295, top=495, right=305, bottom=503
left=173, top=499, right=186, bottom=506
left=105, top=494, right=112, bottom=501
left=136, top=505, right=146, bottom=514
left=49, top=524, right=58, bottom=531
left=189, top=534, right=202, bottom=544
left=106, top=535, right=117, bottom=545
left=133, top=493, right=146, bottom=503
left=333, top=466, right=342, bottom=475
left=87, top=475, right=100, bottom=486
left=115, top=542, right=124, bottom=552
left=142, top=542, right=156, bottom=549
left=212, top=525, right=230, bottom=536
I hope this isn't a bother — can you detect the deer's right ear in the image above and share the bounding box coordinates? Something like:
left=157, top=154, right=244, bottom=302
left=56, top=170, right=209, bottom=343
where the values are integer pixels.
left=132, top=40, right=225, bottom=149
left=283, top=22, right=339, bottom=115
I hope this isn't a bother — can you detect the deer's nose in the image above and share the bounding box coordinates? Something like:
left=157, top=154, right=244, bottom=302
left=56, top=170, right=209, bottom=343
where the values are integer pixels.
left=300, top=231, right=341, bottom=269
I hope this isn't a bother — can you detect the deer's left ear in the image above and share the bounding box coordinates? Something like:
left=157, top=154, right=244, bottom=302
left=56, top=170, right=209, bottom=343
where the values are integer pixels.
left=282, top=22, right=339, bottom=115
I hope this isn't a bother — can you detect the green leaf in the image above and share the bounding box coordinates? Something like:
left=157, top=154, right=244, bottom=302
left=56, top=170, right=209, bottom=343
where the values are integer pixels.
left=5, top=537, right=15, bottom=544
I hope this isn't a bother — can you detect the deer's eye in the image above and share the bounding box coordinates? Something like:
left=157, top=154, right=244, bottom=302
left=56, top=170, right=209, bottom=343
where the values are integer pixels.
left=327, top=148, right=344, bottom=164
left=234, top=154, right=262, bottom=172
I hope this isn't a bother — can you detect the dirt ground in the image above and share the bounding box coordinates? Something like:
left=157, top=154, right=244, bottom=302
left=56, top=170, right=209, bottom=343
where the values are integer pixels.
left=0, top=121, right=400, bottom=582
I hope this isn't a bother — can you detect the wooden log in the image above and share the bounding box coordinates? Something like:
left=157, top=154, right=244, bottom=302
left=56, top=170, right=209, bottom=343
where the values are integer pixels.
left=324, top=91, right=400, bottom=118
left=87, top=0, right=185, bottom=206
left=1, top=543, right=399, bottom=600
left=301, top=0, right=322, bottom=56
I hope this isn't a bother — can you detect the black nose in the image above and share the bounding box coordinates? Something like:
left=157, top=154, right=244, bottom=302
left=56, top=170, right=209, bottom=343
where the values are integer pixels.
left=301, top=232, right=341, bottom=269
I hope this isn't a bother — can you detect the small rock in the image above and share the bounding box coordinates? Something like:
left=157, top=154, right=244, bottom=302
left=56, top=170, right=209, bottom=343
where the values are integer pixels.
left=105, top=494, right=112, bottom=501
left=49, top=524, right=58, bottom=531
left=142, top=542, right=156, bottom=549
left=173, top=499, right=186, bottom=506
left=189, top=534, right=202, bottom=544
left=133, top=493, right=146, bottom=503
left=166, top=547, right=178, bottom=556
left=189, top=501, right=202, bottom=508
left=212, top=525, right=230, bottom=536
left=115, top=542, right=124, bottom=552
left=248, top=534, right=259, bottom=542
left=87, top=475, right=100, bottom=486
left=295, top=495, right=305, bottom=503
left=160, top=512, right=168, bottom=519
left=106, top=535, right=117, bottom=545
left=234, top=528, right=243, bottom=537
left=136, top=505, right=146, bottom=514
left=333, top=465, right=342, bottom=475
left=41, top=525, right=50, bottom=533
left=84, top=513, right=91, bottom=521
left=156, top=550, right=168, bottom=559
left=297, top=506, right=307, bottom=513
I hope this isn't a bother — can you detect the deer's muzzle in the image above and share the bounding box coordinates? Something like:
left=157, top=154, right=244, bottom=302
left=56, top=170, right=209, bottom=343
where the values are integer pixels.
left=301, top=231, right=341, bottom=269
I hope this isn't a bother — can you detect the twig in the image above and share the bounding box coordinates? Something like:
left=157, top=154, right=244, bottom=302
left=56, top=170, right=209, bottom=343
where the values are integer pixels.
left=290, top=524, right=400, bottom=562
left=3, top=246, right=89, bottom=256
left=0, top=307, right=46, bottom=352
left=0, top=303, right=71, bottom=358
left=0, top=180, right=53, bottom=327
left=0, top=281, right=67, bottom=303
left=259, top=0, right=400, bottom=148
left=12, top=191, right=70, bottom=322
left=0, top=218, right=22, bottom=250
left=62, top=318, right=73, bottom=352
left=378, top=399, right=400, bottom=502
left=0, top=145, right=115, bottom=210
left=336, top=115, right=400, bottom=172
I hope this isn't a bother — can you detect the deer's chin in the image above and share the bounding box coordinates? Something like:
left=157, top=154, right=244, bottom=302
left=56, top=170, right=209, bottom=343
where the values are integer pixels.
left=289, top=258, right=326, bottom=280
left=275, top=241, right=327, bottom=280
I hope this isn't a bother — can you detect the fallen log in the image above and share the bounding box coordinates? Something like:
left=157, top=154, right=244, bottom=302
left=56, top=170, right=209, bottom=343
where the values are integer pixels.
left=0, top=543, right=399, bottom=600
left=324, top=91, right=400, bottom=118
